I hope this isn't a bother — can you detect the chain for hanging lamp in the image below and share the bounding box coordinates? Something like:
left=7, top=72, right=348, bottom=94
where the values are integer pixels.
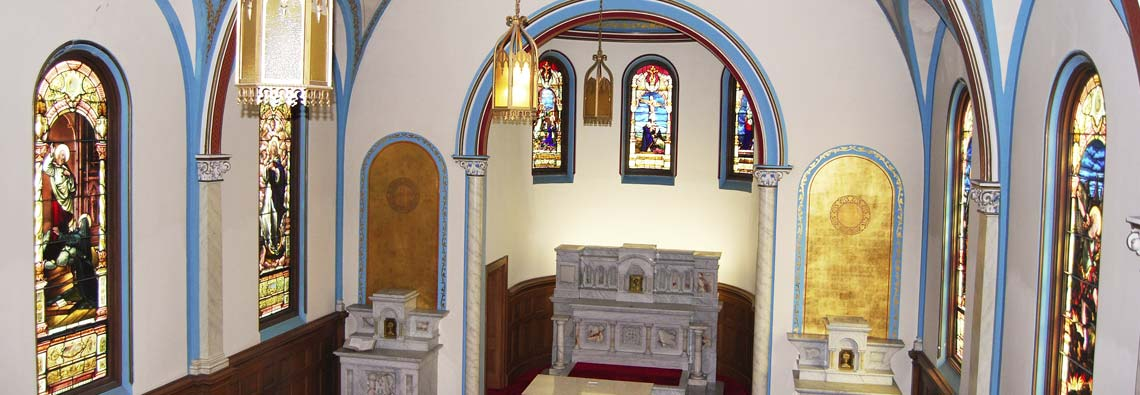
left=491, top=0, right=539, bottom=124
left=583, top=0, right=613, bottom=126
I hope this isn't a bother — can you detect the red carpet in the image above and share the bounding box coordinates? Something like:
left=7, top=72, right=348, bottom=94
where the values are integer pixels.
left=486, top=363, right=750, bottom=395
left=569, top=362, right=682, bottom=386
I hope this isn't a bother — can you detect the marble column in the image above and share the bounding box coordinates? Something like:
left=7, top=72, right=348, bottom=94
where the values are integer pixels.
left=454, top=155, right=488, bottom=395
left=962, top=180, right=1000, bottom=395
left=691, top=325, right=708, bottom=383
left=191, top=154, right=231, bottom=375
left=752, top=165, right=790, bottom=395
left=553, top=315, right=569, bottom=370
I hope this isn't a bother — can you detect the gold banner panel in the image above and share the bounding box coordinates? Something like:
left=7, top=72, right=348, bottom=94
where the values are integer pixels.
left=803, top=156, right=894, bottom=338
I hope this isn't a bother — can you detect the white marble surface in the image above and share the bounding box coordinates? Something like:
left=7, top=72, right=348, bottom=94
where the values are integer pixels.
left=751, top=172, right=783, bottom=395
left=962, top=205, right=1000, bottom=395
left=522, top=374, right=654, bottom=395
left=191, top=180, right=228, bottom=374
left=460, top=165, right=487, bottom=395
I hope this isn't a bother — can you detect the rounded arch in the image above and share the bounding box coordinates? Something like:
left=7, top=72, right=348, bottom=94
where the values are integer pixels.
left=937, top=79, right=976, bottom=367
left=620, top=54, right=679, bottom=181
left=939, top=1, right=998, bottom=182
left=1033, top=52, right=1102, bottom=394
left=33, top=40, right=133, bottom=393
left=454, top=0, right=788, bottom=166
left=358, top=132, right=449, bottom=309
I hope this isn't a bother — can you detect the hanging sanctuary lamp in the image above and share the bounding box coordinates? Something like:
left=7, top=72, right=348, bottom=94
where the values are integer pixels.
left=582, top=0, right=614, bottom=126
left=236, top=0, right=335, bottom=107
left=492, top=0, right=540, bottom=123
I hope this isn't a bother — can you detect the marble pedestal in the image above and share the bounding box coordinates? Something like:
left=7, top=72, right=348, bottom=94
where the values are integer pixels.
left=336, top=289, right=448, bottom=395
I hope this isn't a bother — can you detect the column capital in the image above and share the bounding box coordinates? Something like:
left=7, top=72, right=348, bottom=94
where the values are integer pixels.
left=969, top=180, right=1001, bottom=215
left=1126, top=217, right=1140, bottom=257
left=195, top=154, right=232, bottom=182
left=753, top=165, right=793, bottom=188
left=453, top=155, right=489, bottom=177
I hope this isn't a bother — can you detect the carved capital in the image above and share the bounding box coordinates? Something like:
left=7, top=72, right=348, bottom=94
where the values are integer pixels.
left=1127, top=217, right=1140, bottom=257
left=753, top=165, right=793, bottom=188
left=969, top=180, right=1001, bottom=215
left=453, top=155, right=489, bottom=177
left=196, top=154, right=232, bottom=182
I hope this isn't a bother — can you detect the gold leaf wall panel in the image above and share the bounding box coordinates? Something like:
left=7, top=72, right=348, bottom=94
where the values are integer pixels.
left=803, top=155, right=894, bottom=338
left=366, top=142, right=439, bottom=309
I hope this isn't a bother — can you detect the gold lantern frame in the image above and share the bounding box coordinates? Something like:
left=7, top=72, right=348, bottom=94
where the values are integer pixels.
left=236, top=0, right=335, bottom=107
left=583, top=0, right=614, bottom=126
left=491, top=0, right=540, bottom=123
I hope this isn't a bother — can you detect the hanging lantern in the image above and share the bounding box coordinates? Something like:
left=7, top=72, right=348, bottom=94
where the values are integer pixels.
left=491, top=0, right=539, bottom=123
left=582, top=0, right=613, bottom=126
left=236, top=0, right=334, bottom=107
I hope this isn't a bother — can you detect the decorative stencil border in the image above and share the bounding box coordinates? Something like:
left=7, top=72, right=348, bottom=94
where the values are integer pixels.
left=791, top=144, right=905, bottom=339
left=358, top=132, right=448, bottom=310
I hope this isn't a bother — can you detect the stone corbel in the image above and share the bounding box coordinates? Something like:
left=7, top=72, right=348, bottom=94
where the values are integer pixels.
left=195, top=154, right=232, bottom=182
left=1127, top=217, right=1140, bottom=257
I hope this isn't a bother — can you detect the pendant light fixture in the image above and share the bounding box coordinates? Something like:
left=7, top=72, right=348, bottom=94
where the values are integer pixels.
left=583, top=0, right=613, bottom=126
left=491, top=0, right=539, bottom=123
left=235, top=0, right=334, bottom=107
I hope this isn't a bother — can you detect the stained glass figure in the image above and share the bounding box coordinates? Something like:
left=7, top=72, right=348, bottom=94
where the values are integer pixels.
left=258, top=102, right=295, bottom=320
left=1053, top=73, right=1105, bottom=395
left=33, top=59, right=113, bottom=395
left=728, top=78, right=756, bottom=176
left=532, top=58, right=565, bottom=172
left=625, top=61, right=675, bottom=172
left=948, top=94, right=974, bottom=367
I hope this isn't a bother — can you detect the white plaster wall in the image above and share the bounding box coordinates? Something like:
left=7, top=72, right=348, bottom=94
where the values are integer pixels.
left=486, top=38, right=760, bottom=289
left=1005, top=0, right=1140, bottom=393
left=0, top=2, right=189, bottom=393
left=347, top=1, right=926, bottom=393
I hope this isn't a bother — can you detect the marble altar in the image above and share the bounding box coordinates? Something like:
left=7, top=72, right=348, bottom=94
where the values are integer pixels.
left=336, top=289, right=448, bottom=395
left=787, top=316, right=904, bottom=395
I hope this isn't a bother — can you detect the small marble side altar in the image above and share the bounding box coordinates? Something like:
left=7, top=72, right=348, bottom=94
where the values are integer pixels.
left=335, top=289, right=447, bottom=395
left=549, top=244, right=722, bottom=395
left=787, top=316, right=904, bottom=395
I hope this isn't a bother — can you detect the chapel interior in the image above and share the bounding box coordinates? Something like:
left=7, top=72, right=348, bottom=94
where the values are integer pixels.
left=5, top=1, right=1140, bottom=395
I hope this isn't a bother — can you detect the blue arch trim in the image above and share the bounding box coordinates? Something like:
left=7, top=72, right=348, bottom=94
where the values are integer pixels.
left=40, top=41, right=135, bottom=394
left=620, top=54, right=679, bottom=185
left=453, top=0, right=787, bottom=166
left=358, top=132, right=449, bottom=309
left=792, top=145, right=905, bottom=339
left=1032, top=52, right=1094, bottom=394
left=533, top=50, right=577, bottom=184
left=917, top=21, right=947, bottom=343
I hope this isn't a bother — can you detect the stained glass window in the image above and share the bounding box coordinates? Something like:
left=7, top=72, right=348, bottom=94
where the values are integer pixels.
left=726, top=77, right=756, bottom=178
left=947, top=93, right=974, bottom=368
left=34, top=59, right=115, bottom=395
left=1050, top=72, right=1104, bottom=395
left=532, top=57, right=566, bottom=172
left=258, top=102, right=298, bottom=323
left=623, top=58, right=676, bottom=177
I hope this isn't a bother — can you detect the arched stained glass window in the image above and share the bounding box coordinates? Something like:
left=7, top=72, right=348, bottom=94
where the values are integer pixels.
left=258, top=102, right=299, bottom=325
left=722, top=74, right=758, bottom=186
left=532, top=53, right=572, bottom=179
left=1047, top=71, right=1105, bottom=394
left=621, top=55, right=677, bottom=182
left=34, top=58, right=119, bottom=395
left=945, top=90, right=974, bottom=369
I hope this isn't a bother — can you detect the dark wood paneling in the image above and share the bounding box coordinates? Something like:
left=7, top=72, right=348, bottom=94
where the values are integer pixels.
left=909, top=350, right=953, bottom=395
left=485, top=256, right=510, bottom=389
left=506, top=276, right=556, bottom=383
left=146, top=312, right=346, bottom=395
left=717, top=283, right=754, bottom=388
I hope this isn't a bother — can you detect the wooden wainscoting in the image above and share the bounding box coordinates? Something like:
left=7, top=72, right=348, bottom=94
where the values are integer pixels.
left=717, top=283, right=755, bottom=388
left=146, top=312, right=346, bottom=395
left=505, top=275, right=556, bottom=383
left=909, top=350, right=953, bottom=395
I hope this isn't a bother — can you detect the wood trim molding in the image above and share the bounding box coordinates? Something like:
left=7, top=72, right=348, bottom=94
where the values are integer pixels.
left=146, top=312, right=347, bottom=395
left=506, top=275, right=556, bottom=383
left=716, top=283, right=754, bottom=387
left=909, top=349, right=953, bottom=395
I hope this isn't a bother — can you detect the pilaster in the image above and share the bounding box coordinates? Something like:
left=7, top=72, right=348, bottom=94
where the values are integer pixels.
left=752, top=165, right=790, bottom=395
left=962, top=180, right=1000, bottom=395
left=191, top=154, right=231, bottom=374
left=454, top=155, right=488, bottom=395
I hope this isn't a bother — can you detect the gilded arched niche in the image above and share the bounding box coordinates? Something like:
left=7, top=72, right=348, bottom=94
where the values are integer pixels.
left=361, top=133, right=446, bottom=310
left=792, top=146, right=904, bottom=339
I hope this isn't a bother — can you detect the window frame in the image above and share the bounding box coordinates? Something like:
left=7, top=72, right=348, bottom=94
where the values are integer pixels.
left=257, top=103, right=304, bottom=330
left=532, top=50, right=576, bottom=184
left=944, top=88, right=973, bottom=372
left=719, top=70, right=760, bottom=191
left=620, top=54, right=679, bottom=185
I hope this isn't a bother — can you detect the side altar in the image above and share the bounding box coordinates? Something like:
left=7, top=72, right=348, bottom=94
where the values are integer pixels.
left=548, top=244, right=722, bottom=395
left=787, top=316, right=904, bottom=395
left=335, top=289, right=448, bottom=395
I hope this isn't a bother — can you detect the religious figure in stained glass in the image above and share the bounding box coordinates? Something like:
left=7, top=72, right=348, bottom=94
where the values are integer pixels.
left=727, top=77, right=756, bottom=177
left=33, top=59, right=113, bottom=395
left=947, top=94, right=974, bottom=367
left=626, top=61, right=674, bottom=172
left=532, top=58, right=565, bottom=171
left=1052, top=72, right=1104, bottom=395
left=258, top=102, right=295, bottom=320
